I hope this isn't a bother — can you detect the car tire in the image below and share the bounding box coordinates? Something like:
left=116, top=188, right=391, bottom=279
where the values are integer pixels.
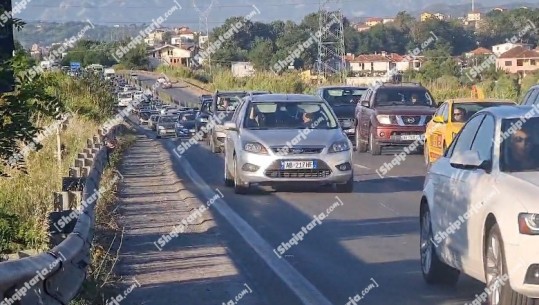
left=233, top=156, right=249, bottom=194
left=224, top=154, right=234, bottom=187
left=420, top=204, right=460, bottom=285
left=369, top=127, right=382, bottom=155
left=336, top=176, right=354, bottom=193
left=356, top=125, right=367, bottom=153
left=484, top=224, right=537, bottom=305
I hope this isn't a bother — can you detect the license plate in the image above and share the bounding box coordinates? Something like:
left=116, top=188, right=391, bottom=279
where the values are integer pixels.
left=189, top=129, right=196, bottom=132
left=281, top=160, right=316, bottom=169
left=400, top=135, right=422, bottom=140
left=166, top=129, right=175, bottom=133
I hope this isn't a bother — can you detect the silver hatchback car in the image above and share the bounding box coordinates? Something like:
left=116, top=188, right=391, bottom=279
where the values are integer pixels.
left=223, top=94, right=354, bottom=194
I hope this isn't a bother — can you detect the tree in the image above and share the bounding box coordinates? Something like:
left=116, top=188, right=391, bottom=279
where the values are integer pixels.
left=248, top=38, right=274, bottom=70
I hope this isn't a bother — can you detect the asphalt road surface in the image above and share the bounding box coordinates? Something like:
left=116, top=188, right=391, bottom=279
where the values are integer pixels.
left=132, top=74, right=487, bottom=305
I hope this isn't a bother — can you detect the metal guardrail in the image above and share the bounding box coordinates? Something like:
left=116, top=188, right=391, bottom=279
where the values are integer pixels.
left=0, top=125, right=120, bottom=305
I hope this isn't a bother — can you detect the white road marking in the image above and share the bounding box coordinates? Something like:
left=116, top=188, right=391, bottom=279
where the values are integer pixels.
left=354, top=164, right=370, bottom=170
left=168, top=142, right=333, bottom=305
left=378, top=202, right=400, bottom=216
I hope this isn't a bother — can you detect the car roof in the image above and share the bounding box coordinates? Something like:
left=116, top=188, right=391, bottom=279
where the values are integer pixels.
left=250, top=94, right=323, bottom=102
left=446, top=98, right=514, bottom=104
left=318, top=85, right=368, bottom=89
left=479, top=105, right=539, bottom=119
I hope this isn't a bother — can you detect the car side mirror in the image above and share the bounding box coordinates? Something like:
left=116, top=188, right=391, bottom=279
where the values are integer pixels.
left=450, top=150, right=489, bottom=170
left=432, top=115, right=444, bottom=123
left=361, top=100, right=370, bottom=107
left=224, top=121, right=237, bottom=131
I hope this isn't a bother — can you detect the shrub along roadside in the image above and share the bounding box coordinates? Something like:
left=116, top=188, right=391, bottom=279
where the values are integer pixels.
left=155, top=65, right=536, bottom=103
left=0, top=72, right=117, bottom=255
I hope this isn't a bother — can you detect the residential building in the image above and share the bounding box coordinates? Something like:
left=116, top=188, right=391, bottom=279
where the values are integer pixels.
left=346, top=51, right=423, bottom=75
left=465, top=47, right=494, bottom=58
left=382, top=18, right=395, bottom=24
left=421, top=12, right=446, bottom=21
left=492, top=7, right=506, bottom=12
left=199, top=35, right=209, bottom=47
left=492, top=42, right=533, bottom=56
left=147, top=44, right=193, bottom=69
left=353, top=23, right=370, bottom=32
left=421, top=12, right=434, bottom=21
left=175, top=26, right=195, bottom=40
left=496, top=46, right=539, bottom=75
left=231, top=61, right=255, bottom=77
left=467, top=11, right=481, bottom=22
left=365, top=18, right=383, bottom=27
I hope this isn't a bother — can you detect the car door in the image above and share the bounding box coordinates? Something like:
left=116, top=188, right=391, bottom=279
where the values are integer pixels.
left=225, top=99, right=245, bottom=166
left=359, top=90, right=373, bottom=140
left=452, top=114, right=496, bottom=278
left=428, top=102, right=448, bottom=159
left=438, top=114, right=485, bottom=269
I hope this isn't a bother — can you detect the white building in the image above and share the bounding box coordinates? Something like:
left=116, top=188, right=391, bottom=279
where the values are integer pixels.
left=492, top=42, right=533, bottom=56
left=231, top=62, right=255, bottom=77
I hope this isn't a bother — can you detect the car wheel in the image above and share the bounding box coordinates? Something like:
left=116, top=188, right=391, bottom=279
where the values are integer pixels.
left=233, top=156, right=249, bottom=194
left=224, top=154, right=234, bottom=187
left=420, top=204, right=460, bottom=285
left=336, top=176, right=354, bottom=193
left=484, top=224, right=536, bottom=305
left=356, top=125, right=367, bottom=153
left=369, top=127, right=381, bottom=155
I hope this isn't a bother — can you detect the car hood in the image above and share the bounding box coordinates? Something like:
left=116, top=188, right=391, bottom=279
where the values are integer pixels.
left=331, top=104, right=355, bottom=119
left=375, top=106, right=436, bottom=115
left=240, top=128, right=346, bottom=148
left=504, top=172, right=539, bottom=211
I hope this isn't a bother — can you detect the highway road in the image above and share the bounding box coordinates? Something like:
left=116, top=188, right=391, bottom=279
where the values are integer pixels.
left=135, top=74, right=487, bottom=304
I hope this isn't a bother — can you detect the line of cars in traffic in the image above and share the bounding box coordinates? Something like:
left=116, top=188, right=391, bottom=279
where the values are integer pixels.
left=186, top=83, right=539, bottom=304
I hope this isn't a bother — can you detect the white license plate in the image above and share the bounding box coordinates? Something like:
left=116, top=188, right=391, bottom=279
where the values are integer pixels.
left=400, top=135, right=422, bottom=141
left=189, top=129, right=196, bottom=132
left=166, top=129, right=175, bottom=133
left=281, top=161, right=315, bottom=169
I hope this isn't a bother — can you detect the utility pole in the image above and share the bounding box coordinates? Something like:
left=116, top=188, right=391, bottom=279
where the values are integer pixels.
left=193, top=0, right=215, bottom=75
left=317, top=0, right=346, bottom=85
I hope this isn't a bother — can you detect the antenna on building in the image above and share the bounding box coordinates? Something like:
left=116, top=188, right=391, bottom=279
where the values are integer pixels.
left=316, top=0, right=346, bottom=84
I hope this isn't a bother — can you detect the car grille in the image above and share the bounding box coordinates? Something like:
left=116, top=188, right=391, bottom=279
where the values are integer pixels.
left=264, top=159, right=331, bottom=178
left=400, top=115, right=421, bottom=125
left=270, top=146, right=324, bottom=155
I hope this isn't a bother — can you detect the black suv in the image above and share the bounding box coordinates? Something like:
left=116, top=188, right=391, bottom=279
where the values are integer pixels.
left=354, top=82, right=436, bottom=155
left=317, top=86, right=367, bottom=141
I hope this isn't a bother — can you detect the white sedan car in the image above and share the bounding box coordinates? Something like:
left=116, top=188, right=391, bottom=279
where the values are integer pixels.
left=420, top=105, right=539, bottom=304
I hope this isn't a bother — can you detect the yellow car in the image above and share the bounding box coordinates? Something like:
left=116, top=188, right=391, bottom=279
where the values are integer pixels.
left=424, top=98, right=515, bottom=165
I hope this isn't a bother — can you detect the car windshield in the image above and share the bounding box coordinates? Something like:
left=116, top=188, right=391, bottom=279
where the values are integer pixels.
left=452, top=102, right=514, bottom=122
left=323, top=88, right=366, bottom=105
left=159, top=116, right=177, bottom=123
left=216, top=96, right=242, bottom=112
left=374, top=88, right=434, bottom=107
left=140, top=112, right=151, bottom=119
left=119, top=93, right=132, bottom=99
left=500, top=117, right=539, bottom=172
left=180, top=113, right=195, bottom=121
left=243, top=101, right=338, bottom=129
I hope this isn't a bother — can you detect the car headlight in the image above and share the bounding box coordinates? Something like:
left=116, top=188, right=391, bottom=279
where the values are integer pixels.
left=519, top=213, right=539, bottom=235
left=200, top=118, right=208, bottom=123
left=215, top=125, right=225, bottom=132
left=376, top=115, right=391, bottom=125
left=158, top=126, right=165, bottom=130
left=243, top=142, right=268, bottom=154
left=328, top=140, right=350, bottom=153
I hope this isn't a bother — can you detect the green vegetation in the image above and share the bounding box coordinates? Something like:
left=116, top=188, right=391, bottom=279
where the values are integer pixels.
left=0, top=18, right=119, bottom=253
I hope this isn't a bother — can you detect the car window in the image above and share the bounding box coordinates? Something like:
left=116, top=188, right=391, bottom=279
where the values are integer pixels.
left=521, top=89, right=534, bottom=105
left=470, top=115, right=495, bottom=161
left=524, top=89, right=539, bottom=106
left=441, top=103, right=449, bottom=122
left=447, top=114, right=485, bottom=158
left=434, top=102, right=446, bottom=116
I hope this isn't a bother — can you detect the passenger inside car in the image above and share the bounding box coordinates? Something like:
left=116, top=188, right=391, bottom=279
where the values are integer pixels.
left=501, top=123, right=539, bottom=172
left=452, top=107, right=467, bottom=122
